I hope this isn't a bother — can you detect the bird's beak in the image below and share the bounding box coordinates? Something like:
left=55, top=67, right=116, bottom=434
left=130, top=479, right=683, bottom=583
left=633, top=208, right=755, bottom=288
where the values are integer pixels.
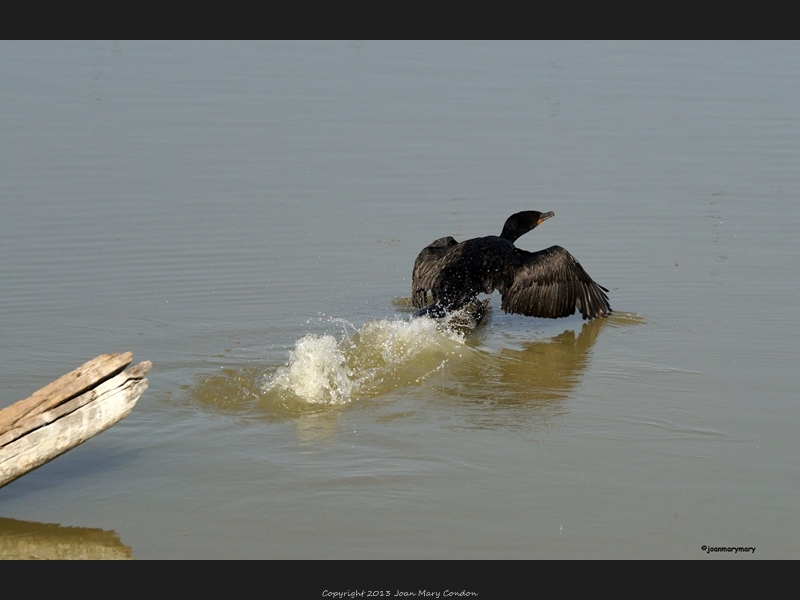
left=537, top=211, right=555, bottom=225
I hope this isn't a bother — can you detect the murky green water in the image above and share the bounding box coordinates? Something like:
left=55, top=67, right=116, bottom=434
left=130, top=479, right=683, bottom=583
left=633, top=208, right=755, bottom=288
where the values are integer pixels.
left=1, top=41, right=798, bottom=559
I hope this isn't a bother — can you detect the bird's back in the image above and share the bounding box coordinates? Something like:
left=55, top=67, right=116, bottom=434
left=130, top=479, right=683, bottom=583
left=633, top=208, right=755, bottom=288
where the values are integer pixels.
left=412, top=236, right=516, bottom=309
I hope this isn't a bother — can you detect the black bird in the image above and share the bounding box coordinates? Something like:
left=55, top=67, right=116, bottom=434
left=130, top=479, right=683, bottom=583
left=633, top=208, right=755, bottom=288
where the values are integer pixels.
left=411, top=211, right=611, bottom=320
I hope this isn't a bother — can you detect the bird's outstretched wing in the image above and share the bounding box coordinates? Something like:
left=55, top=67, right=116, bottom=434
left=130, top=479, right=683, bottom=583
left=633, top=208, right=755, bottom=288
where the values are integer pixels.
left=501, top=246, right=611, bottom=320
left=412, top=236, right=458, bottom=307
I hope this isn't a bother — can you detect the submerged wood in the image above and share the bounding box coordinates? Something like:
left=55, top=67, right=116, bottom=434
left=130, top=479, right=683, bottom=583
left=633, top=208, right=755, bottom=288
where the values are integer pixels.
left=0, top=353, right=150, bottom=489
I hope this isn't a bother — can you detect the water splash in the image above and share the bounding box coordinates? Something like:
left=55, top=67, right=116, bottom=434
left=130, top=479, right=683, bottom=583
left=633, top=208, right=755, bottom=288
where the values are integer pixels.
left=263, top=316, right=467, bottom=405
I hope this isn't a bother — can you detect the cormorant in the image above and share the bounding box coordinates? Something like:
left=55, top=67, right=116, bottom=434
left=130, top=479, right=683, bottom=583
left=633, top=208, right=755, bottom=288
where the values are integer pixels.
left=411, top=211, right=611, bottom=320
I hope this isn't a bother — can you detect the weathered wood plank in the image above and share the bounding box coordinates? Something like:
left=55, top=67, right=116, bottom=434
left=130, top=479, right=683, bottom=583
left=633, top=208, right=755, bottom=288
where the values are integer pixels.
left=0, top=377, right=148, bottom=489
left=0, top=361, right=152, bottom=449
left=0, top=352, right=133, bottom=433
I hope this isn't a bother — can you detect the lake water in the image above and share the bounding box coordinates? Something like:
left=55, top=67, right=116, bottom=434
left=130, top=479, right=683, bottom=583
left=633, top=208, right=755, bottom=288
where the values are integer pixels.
left=1, top=41, right=798, bottom=560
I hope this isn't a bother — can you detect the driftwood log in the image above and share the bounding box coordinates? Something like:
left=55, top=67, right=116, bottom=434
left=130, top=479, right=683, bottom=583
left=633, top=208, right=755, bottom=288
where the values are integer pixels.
left=0, top=352, right=150, bottom=489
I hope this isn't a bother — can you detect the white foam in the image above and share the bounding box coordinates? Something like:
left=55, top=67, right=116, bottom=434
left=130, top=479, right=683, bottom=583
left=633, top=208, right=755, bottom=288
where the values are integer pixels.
left=263, top=317, right=465, bottom=405
left=266, top=334, right=353, bottom=404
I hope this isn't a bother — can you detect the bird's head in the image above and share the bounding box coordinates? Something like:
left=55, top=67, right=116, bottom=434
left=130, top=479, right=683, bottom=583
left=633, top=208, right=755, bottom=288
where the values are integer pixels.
left=500, top=211, right=554, bottom=243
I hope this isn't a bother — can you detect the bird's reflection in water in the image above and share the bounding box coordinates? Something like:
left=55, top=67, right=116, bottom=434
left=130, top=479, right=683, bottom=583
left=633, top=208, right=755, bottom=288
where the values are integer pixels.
left=422, top=315, right=613, bottom=431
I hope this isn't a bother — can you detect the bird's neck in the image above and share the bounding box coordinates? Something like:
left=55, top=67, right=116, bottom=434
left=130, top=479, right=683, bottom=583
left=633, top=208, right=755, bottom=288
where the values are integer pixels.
left=499, top=226, right=525, bottom=243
